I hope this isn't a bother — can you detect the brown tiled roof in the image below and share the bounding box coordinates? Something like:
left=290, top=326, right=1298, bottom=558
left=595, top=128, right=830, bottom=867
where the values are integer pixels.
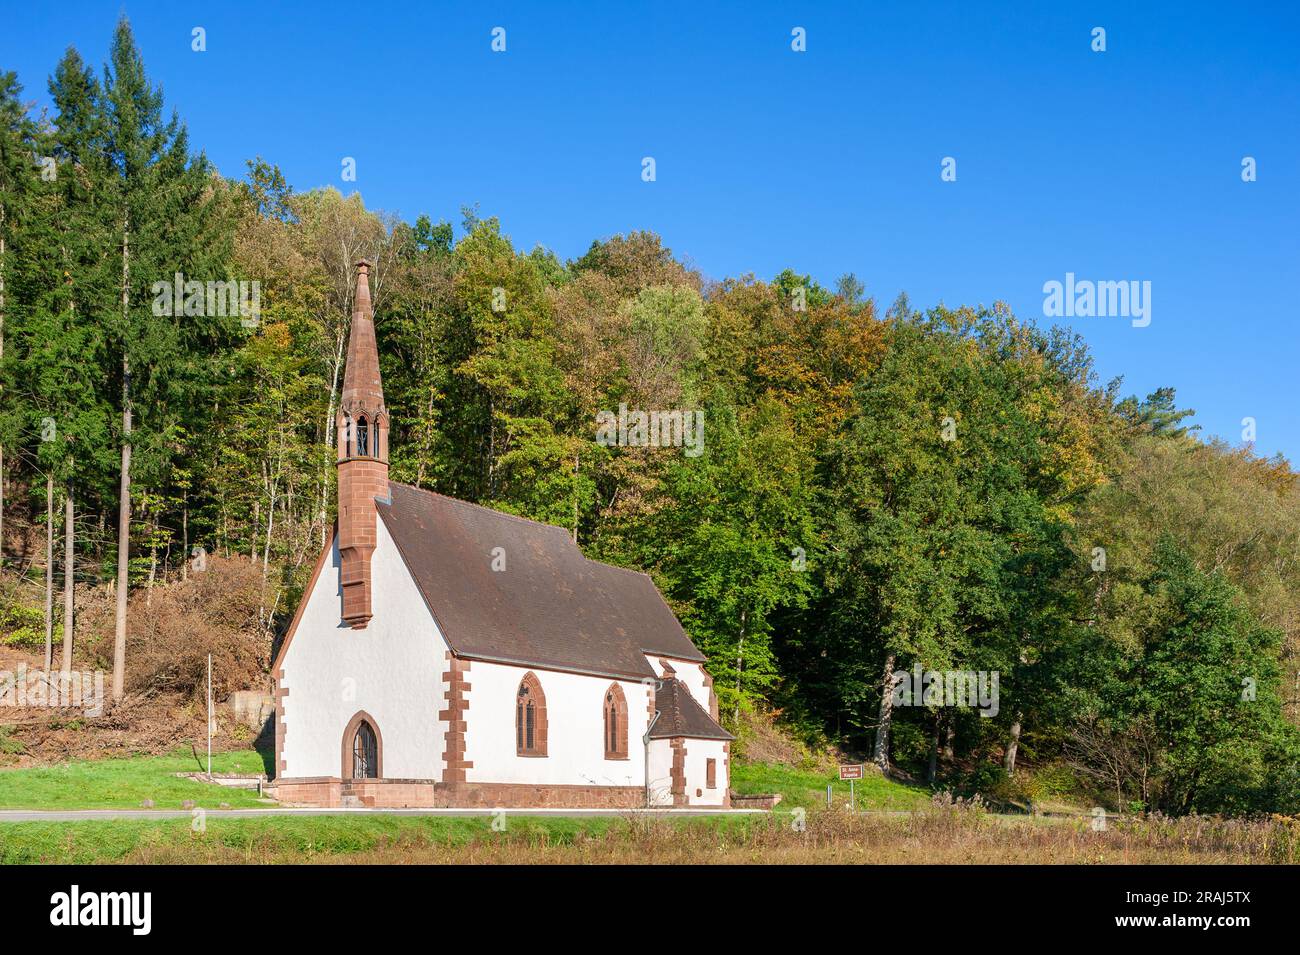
left=650, top=678, right=733, bottom=740
left=376, top=482, right=706, bottom=680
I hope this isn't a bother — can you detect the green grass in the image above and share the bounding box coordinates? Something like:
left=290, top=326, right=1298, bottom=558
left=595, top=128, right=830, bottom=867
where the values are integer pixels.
left=0, top=814, right=762, bottom=864
left=0, top=750, right=928, bottom=813
left=0, top=748, right=273, bottom=809
left=730, top=761, right=930, bottom=811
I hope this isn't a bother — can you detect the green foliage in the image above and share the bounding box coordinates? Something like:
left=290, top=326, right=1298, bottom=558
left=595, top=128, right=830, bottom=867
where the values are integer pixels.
left=0, top=599, right=44, bottom=650
left=1065, top=538, right=1300, bottom=815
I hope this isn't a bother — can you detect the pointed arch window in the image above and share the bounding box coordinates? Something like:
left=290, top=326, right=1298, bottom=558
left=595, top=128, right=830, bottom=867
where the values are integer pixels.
left=342, top=711, right=382, bottom=779
left=516, top=672, right=548, bottom=757
left=352, top=722, right=377, bottom=778
left=604, top=684, right=628, bottom=760
left=357, top=415, right=370, bottom=457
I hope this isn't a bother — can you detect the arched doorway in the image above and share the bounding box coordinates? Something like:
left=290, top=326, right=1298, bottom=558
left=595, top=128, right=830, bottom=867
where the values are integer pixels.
left=342, top=711, right=383, bottom=779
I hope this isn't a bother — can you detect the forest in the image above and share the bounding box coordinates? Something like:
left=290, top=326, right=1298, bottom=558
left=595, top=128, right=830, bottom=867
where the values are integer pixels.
left=1, top=19, right=1298, bottom=817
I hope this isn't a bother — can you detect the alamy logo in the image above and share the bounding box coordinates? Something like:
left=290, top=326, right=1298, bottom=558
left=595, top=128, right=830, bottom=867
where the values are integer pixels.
left=49, top=885, right=151, bottom=935
left=152, top=272, right=261, bottom=327
left=0, top=665, right=104, bottom=716
left=595, top=403, right=704, bottom=457
left=1042, top=272, right=1151, bottom=327
left=891, top=665, right=999, bottom=717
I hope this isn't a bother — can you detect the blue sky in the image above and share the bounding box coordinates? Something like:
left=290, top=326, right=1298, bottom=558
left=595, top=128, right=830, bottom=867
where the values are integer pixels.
left=3, top=1, right=1298, bottom=459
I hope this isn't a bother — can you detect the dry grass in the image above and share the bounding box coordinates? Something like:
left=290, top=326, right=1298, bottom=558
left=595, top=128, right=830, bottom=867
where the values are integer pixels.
left=60, top=806, right=1300, bottom=865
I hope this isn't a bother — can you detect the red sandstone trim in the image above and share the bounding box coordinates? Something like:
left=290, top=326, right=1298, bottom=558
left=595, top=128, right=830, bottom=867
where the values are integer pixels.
left=669, top=736, right=688, bottom=807
left=440, top=651, right=472, bottom=782
left=603, top=683, right=629, bottom=760
left=273, top=679, right=289, bottom=776
left=515, top=671, right=548, bottom=757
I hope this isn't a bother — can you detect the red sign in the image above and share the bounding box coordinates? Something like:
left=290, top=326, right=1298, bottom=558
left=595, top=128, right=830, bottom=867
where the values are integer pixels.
left=838, top=764, right=865, bottom=780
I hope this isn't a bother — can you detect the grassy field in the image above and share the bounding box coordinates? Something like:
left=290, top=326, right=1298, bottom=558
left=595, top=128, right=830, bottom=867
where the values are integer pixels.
left=0, top=748, right=271, bottom=809
left=0, top=748, right=927, bottom=813
left=1, top=749, right=1295, bottom=864
left=3, top=807, right=1296, bottom=864
left=731, top=761, right=929, bottom=810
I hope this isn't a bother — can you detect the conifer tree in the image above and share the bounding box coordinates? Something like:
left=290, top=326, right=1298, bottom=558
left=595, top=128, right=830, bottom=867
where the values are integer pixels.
left=0, top=71, right=37, bottom=567
left=96, top=16, right=236, bottom=698
left=4, top=49, right=116, bottom=671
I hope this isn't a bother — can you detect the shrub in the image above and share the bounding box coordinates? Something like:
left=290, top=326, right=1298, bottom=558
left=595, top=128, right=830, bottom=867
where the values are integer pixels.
left=0, top=599, right=45, bottom=651
left=83, top=556, right=273, bottom=701
left=1020, top=763, right=1084, bottom=803
left=0, top=725, right=25, bottom=755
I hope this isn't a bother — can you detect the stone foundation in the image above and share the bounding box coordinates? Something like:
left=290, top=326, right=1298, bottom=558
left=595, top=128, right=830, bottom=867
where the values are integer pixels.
left=268, top=777, right=731, bottom=809
left=730, top=792, right=782, bottom=810
left=270, top=777, right=438, bottom=808
left=436, top=781, right=644, bottom=809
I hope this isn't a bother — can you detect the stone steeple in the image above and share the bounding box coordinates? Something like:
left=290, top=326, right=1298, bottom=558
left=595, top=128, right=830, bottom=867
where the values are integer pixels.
left=336, top=259, right=389, bottom=627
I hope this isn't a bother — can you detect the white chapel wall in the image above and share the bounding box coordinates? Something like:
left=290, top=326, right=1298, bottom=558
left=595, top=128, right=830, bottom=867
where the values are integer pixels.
left=463, top=660, right=650, bottom=789
left=682, top=737, right=729, bottom=805
left=280, top=517, right=448, bottom=779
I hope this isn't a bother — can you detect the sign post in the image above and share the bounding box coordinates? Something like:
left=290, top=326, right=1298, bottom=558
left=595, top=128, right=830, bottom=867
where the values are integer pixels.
left=207, top=653, right=212, bottom=777
left=839, top=764, right=865, bottom=812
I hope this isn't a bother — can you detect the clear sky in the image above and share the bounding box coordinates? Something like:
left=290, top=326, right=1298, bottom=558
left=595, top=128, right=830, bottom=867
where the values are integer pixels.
left=4, top=1, right=1298, bottom=459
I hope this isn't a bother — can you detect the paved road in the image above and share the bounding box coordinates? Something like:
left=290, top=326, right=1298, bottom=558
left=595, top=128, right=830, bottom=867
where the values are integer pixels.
left=0, top=807, right=769, bottom=822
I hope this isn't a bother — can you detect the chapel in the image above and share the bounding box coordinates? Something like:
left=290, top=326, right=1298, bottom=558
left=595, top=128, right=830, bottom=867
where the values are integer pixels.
left=270, top=260, right=732, bottom=808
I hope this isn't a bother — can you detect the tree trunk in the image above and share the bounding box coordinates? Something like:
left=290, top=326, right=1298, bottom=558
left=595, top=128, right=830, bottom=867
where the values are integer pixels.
left=872, top=652, right=896, bottom=772
left=733, top=609, right=748, bottom=725
left=181, top=497, right=188, bottom=582
left=114, top=385, right=131, bottom=701
left=927, top=710, right=940, bottom=784
left=943, top=713, right=955, bottom=761
left=1003, top=714, right=1023, bottom=775
left=113, top=210, right=132, bottom=703
left=251, top=499, right=260, bottom=560
left=145, top=509, right=158, bottom=607
left=44, top=473, right=54, bottom=672
left=61, top=485, right=73, bottom=676
left=262, top=459, right=278, bottom=576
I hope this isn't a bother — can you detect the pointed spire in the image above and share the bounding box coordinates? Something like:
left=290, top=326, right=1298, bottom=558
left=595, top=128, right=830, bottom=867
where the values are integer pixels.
left=340, top=259, right=385, bottom=423
left=336, top=259, right=389, bottom=628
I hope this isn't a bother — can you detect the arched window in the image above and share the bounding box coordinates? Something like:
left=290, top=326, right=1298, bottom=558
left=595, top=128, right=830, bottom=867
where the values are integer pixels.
left=343, top=414, right=353, bottom=457
left=516, top=672, right=548, bottom=757
left=342, top=711, right=382, bottom=779
left=352, top=722, right=377, bottom=778
left=604, top=684, right=628, bottom=759
left=357, top=415, right=369, bottom=457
